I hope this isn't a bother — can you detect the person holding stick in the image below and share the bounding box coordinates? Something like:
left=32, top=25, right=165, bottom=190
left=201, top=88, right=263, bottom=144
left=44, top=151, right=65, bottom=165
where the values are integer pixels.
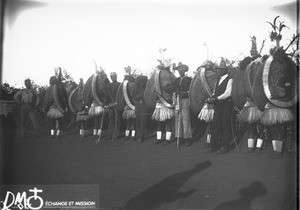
left=173, top=62, right=192, bottom=146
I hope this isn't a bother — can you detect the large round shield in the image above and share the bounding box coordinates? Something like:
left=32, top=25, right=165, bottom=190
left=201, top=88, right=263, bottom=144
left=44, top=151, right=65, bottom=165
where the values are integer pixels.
left=189, top=68, right=219, bottom=113
left=253, top=55, right=298, bottom=110
left=116, top=80, right=136, bottom=111
left=83, top=75, right=94, bottom=106
left=144, top=69, right=176, bottom=109
left=44, top=83, right=67, bottom=113
left=68, top=87, right=84, bottom=114
left=231, top=61, right=261, bottom=110
left=44, top=85, right=54, bottom=112
left=245, top=61, right=262, bottom=101
left=83, top=74, right=108, bottom=106
left=54, top=83, right=68, bottom=113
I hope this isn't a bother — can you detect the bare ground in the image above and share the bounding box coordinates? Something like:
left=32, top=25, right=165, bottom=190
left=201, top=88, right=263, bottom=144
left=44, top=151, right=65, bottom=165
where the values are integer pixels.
left=0, top=128, right=298, bottom=210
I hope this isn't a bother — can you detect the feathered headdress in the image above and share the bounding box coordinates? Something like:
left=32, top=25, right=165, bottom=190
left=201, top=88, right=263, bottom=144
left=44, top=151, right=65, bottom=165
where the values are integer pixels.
left=124, top=66, right=132, bottom=74
left=156, top=58, right=173, bottom=71
left=199, top=60, right=216, bottom=70
left=54, top=67, right=63, bottom=83
left=124, top=66, right=137, bottom=78
left=97, top=67, right=107, bottom=79
left=267, top=16, right=289, bottom=48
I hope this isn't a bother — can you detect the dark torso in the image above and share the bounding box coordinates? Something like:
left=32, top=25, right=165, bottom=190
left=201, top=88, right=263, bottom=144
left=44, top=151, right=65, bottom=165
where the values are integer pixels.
left=108, top=81, right=121, bottom=102
left=174, top=76, right=192, bottom=98
left=214, top=76, right=231, bottom=106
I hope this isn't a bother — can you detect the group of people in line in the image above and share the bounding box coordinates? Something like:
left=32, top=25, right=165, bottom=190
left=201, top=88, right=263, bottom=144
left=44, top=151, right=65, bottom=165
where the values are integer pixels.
left=12, top=37, right=296, bottom=158
left=13, top=62, right=231, bottom=151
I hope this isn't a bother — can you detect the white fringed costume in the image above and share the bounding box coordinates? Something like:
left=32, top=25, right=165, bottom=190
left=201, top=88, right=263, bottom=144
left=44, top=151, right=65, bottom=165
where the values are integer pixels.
left=198, top=102, right=214, bottom=122
left=237, top=100, right=263, bottom=124
left=261, top=102, right=294, bottom=125
left=122, top=105, right=136, bottom=119
left=88, top=101, right=104, bottom=117
left=46, top=104, right=64, bottom=119
left=151, top=102, right=174, bottom=122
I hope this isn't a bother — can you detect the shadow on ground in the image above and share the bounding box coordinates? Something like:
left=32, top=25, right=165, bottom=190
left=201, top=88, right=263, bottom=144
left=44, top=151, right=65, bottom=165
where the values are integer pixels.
left=123, top=160, right=212, bottom=210
left=214, top=181, right=267, bottom=210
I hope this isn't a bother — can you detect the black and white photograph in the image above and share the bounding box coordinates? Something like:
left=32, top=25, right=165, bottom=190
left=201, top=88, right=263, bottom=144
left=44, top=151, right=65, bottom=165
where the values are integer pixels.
left=0, top=0, right=299, bottom=209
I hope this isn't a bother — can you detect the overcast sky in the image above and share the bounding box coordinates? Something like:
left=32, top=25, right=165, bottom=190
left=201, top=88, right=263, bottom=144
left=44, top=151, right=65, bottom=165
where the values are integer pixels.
left=1, top=0, right=298, bottom=88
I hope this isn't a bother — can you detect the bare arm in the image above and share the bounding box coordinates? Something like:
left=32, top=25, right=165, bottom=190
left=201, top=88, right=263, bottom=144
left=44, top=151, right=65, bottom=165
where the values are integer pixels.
left=217, top=79, right=233, bottom=100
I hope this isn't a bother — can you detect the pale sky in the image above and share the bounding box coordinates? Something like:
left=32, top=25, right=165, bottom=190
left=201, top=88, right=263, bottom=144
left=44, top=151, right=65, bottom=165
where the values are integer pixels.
left=2, top=0, right=298, bottom=88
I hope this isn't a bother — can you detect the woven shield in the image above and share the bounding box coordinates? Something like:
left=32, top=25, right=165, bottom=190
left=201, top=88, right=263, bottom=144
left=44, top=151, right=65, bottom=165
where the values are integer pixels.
left=116, top=82, right=126, bottom=111
left=68, top=87, right=85, bottom=114
left=144, top=73, right=156, bottom=108
left=83, top=75, right=94, bottom=106
left=83, top=74, right=108, bottom=107
left=252, top=61, right=268, bottom=110
left=117, top=75, right=148, bottom=111
left=245, top=61, right=262, bottom=101
left=44, top=83, right=67, bottom=114
left=116, top=80, right=136, bottom=111
left=144, top=70, right=175, bottom=109
left=53, top=83, right=68, bottom=113
left=44, top=85, right=54, bottom=113
left=231, top=68, right=247, bottom=110
left=253, top=56, right=298, bottom=110
left=189, top=68, right=219, bottom=113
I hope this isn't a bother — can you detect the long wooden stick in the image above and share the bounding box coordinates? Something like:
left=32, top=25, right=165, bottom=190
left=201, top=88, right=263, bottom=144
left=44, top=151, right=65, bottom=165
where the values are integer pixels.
left=177, top=111, right=181, bottom=147
left=176, top=95, right=181, bottom=147
left=231, top=114, right=240, bottom=152
left=96, top=114, right=105, bottom=143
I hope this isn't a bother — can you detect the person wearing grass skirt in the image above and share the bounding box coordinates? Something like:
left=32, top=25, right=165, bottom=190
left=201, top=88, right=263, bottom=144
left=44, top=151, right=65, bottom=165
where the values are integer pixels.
left=151, top=60, right=175, bottom=145
left=260, top=102, right=294, bottom=157
left=122, top=74, right=136, bottom=140
left=237, top=38, right=265, bottom=153
left=44, top=76, right=68, bottom=138
left=89, top=99, right=105, bottom=138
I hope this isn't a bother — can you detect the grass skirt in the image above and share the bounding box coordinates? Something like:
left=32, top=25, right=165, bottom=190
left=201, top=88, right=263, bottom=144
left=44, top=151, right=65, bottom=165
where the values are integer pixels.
left=237, top=104, right=262, bottom=124
left=88, top=102, right=104, bottom=117
left=261, top=105, right=294, bottom=125
left=152, top=102, right=174, bottom=121
left=122, top=106, right=136, bottom=119
left=46, top=105, right=64, bottom=119
left=198, top=102, right=214, bottom=122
